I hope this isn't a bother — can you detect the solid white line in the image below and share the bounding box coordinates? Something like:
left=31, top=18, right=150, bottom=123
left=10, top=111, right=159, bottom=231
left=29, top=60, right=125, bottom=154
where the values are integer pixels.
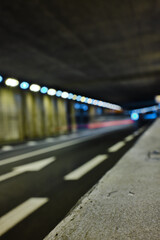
left=0, top=197, right=49, bottom=237
left=64, top=154, right=108, bottom=180
left=108, top=141, right=126, bottom=152
left=124, top=134, right=134, bottom=142
left=0, top=134, right=106, bottom=166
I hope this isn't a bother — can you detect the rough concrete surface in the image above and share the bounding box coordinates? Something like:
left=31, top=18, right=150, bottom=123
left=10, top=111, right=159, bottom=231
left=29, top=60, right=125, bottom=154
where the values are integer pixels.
left=44, top=120, right=160, bottom=240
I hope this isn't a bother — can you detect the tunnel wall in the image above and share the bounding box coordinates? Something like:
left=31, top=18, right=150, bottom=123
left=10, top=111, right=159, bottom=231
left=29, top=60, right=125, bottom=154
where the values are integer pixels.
left=0, top=87, right=79, bottom=144
left=0, top=88, right=23, bottom=143
left=0, top=87, right=106, bottom=144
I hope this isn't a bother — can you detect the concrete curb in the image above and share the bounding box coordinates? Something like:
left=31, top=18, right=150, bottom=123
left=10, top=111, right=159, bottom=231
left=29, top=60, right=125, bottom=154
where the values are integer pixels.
left=44, top=120, right=160, bottom=240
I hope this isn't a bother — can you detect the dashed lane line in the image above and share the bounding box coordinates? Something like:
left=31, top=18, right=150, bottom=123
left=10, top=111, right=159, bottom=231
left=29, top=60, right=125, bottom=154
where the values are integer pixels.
left=64, top=154, right=108, bottom=180
left=0, top=125, right=146, bottom=167
left=0, top=134, right=110, bottom=166
left=0, top=197, right=49, bottom=237
left=64, top=126, right=147, bottom=180
left=124, top=134, right=135, bottom=142
left=133, top=126, right=146, bottom=136
left=108, top=126, right=146, bottom=153
left=108, top=141, right=126, bottom=153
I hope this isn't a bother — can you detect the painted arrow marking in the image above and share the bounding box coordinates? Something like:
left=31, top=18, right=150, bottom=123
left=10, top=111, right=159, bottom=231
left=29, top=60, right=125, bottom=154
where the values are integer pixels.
left=0, top=157, right=55, bottom=182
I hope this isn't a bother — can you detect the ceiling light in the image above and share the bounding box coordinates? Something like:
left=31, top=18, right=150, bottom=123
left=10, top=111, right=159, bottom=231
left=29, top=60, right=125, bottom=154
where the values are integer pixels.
left=0, top=75, right=3, bottom=83
left=56, top=90, right=62, bottom=97
left=47, top=88, right=56, bottom=96
left=20, top=82, right=29, bottom=90
left=30, top=84, right=40, bottom=92
left=93, top=100, right=98, bottom=105
left=5, top=78, right=19, bottom=87
left=68, top=93, right=74, bottom=99
left=61, top=91, right=69, bottom=99
left=76, top=95, right=82, bottom=101
left=72, top=94, right=77, bottom=100
left=87, top=98, right=92, bottom=104
left=40, top=86, right=48, bottom=94
left=81, top=96, right=86, bottom=102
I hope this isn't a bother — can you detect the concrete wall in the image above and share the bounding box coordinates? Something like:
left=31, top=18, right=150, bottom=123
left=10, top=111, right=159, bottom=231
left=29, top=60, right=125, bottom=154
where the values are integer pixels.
left=57, top=98, right=68, bottom=134
left=0, top=88, right=23, bottom=143
left=0, top=87, right=108, bottom=144
left=0, top=88, right=78, bottom=144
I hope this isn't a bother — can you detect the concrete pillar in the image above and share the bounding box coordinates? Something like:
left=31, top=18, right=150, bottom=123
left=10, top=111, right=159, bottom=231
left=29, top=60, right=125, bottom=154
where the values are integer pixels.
left=43, top=95, right=59, bottom=136
left=0, top=88, right=23, bottom=143
left=33, top=94, right=44, bottom=138
left=57, top=98, right=68, bottom=134
left=23, top=92, right=35, bottom=139
left=89, top=105, right=96, bottom=122
left=23, top=92, right=44, bottom=139
left=14, top=90, right=24, bottom=141
left=70, top=102, right=77, bottom=132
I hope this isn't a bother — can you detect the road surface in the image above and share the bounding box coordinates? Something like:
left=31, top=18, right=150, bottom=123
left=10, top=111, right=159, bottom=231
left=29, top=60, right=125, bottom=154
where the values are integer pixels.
left=0, top=122, right=148, bottom=240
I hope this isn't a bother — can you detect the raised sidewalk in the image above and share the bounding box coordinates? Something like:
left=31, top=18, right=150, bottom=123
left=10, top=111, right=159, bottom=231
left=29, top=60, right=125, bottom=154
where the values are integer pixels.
left=44, top=119, right=160, bottom=240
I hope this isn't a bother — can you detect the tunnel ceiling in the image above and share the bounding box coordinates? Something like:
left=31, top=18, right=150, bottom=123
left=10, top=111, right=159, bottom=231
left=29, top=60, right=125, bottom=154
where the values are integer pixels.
left=1, top=0, right=160, bottom=109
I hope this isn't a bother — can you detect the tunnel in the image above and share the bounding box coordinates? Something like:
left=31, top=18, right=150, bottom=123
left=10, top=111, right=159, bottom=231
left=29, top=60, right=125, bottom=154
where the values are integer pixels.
left=0, top=1, right=160, bottom=240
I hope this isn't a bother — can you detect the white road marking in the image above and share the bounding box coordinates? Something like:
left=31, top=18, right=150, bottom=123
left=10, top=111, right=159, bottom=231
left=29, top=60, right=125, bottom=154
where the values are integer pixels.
left=0, top=134, right=105, bottom=166
left=108, top=126, right=146, bottom=152
left=133, top=126, right=146, bottom=136
left=0, top=124, right=140, bottom=167
left=58, top=135, right=68, bottom=140
left=1, top=146, right=14, bottom=151
left=124, top=134, right=134, bottom=142
left=0, top=157, right=55, bottom=182
left=45, top=138, right=54, bottom=143
left=108, top=141, right=126, bottom=152
left=64, top=154, right=108, bottom=180
left=133, top=130, right=140, bottom=136
left=27, top=141, right=37, bottom=146
left=0, top=198, right=48, bottom=237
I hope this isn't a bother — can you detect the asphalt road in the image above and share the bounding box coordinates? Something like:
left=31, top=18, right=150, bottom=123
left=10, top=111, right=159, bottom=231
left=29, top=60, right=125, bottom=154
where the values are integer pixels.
left=0, top=122, right=149, bottom=240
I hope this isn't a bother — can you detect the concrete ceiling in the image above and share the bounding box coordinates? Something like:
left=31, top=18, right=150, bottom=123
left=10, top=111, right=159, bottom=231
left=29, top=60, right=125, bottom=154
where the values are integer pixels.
left=0, top=0, right=160, bottom=109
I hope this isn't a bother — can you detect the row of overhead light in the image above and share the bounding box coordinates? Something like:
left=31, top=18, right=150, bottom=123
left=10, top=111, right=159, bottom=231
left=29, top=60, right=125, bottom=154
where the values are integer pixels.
left=129, top=105, right=159, bottom=114
left=0, top=75, right=122, bottom=111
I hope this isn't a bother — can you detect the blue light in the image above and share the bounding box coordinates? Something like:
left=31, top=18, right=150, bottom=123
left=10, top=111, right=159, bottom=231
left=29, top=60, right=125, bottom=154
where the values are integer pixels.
left=144, top=113, right=157, bottom=120
left=82, top=104, right=88, bottom=111
left=40, top=86, right=48, bottom=94
left=131, top=112, right=139, bottom=121
left=0, top=75, right=3, bottom=83
left=84, top=97, right=89, bottom=103
left=76, top=95, right=82, bottom=102
left=20, top=82, right=29, bottom=90
left=74, top=103, right=81, bottom=109
left=97, top=107, right=102, bottom=115
left=91, top=99, right=95, bottom=104
left=68, top=93, right=74, bottom=99
left=56, top=90, right=62, bottom=97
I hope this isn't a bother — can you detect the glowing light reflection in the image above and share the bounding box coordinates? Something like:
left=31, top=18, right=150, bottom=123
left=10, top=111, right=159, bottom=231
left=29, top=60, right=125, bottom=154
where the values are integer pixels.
left=30, top=84, right=40, bottom=92
left=5, top=78, right=19, bottom=87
